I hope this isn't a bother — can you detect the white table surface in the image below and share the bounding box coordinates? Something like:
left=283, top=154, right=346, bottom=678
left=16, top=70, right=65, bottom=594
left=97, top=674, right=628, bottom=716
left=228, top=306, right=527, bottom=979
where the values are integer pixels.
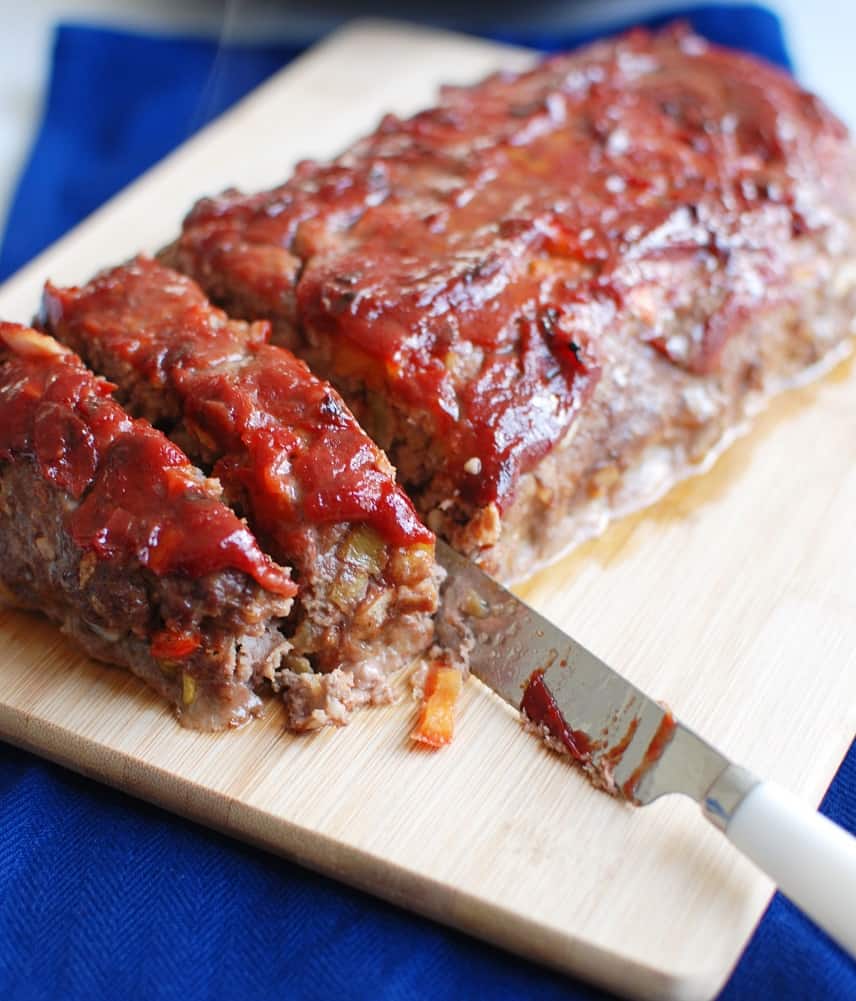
left=0, top=0, right=853, bottom=239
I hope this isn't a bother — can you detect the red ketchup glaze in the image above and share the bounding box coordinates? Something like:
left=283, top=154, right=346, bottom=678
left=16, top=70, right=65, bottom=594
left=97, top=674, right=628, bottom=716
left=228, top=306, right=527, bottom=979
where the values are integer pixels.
left=42, top=258, right=432, bottom=553
left=175, top=25, right=848, bottom=513
left=621, top=710, right=678, bottom=802
left=0, top=323, right=295, bottom=595
left=187, top=343, right=432, bottom=551
left=520, top=670, right=594, bottom=761
left=599, top=714, right=640, bottom=774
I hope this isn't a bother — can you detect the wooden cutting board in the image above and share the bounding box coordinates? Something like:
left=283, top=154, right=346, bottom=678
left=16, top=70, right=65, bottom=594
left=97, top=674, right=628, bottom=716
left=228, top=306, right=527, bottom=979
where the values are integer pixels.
left=0, top=21, right=854, bottom=1000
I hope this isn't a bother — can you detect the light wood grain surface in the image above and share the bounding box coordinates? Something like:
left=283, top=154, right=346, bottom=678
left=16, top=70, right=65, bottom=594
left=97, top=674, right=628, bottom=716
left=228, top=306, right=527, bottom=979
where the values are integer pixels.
left=0, top=21, right=854, bottom=1001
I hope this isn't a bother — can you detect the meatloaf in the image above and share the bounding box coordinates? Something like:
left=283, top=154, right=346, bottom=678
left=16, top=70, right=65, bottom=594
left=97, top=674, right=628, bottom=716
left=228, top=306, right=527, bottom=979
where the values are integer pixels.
left=41, top=258, right=440, bottom=729
left=164, top=25, right=856, bottom=581
left=0, top=322, right=295, bottom=729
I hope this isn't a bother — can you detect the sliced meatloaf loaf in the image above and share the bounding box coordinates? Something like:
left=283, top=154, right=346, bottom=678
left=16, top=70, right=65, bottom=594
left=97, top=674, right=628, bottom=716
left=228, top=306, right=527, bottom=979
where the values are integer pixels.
left=0, top=323, right=295, bottom=729
left=164, top=25, right=856, bottom=580
left=41, top=258, right=440, bottom=729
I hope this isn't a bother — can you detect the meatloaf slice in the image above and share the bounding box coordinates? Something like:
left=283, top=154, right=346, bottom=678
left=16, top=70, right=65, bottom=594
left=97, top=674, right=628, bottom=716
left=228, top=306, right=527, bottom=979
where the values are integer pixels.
left=41, top=258, right=440, bottom=730
left=164, top=25, right=856, bottom=580
left=0, top=323, right=295, bottom=729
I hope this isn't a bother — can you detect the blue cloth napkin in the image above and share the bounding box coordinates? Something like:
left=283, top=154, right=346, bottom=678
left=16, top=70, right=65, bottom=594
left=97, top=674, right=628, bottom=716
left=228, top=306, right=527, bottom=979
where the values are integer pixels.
left=0, top=7, right=854, bottom=1000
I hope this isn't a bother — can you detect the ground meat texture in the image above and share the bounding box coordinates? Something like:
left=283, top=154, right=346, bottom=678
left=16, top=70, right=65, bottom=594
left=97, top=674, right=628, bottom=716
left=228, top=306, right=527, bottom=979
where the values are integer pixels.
left=0, top=323, right=295, bottom=729
left=163, top=25, right=856, bottom=580
left=41, top=259, right=440, bottom=727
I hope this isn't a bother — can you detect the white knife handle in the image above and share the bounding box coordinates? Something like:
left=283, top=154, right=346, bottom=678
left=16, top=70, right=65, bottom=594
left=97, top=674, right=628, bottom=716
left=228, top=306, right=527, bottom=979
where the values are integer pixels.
left=705, top=765, right=856, bottom=957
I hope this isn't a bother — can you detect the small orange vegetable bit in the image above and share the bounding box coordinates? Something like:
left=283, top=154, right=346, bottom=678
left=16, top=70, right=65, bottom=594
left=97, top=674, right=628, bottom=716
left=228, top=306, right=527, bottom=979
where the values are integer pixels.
left=411, top=662, right=463, bottom=748
left=150, top=627, right=202, bottom=661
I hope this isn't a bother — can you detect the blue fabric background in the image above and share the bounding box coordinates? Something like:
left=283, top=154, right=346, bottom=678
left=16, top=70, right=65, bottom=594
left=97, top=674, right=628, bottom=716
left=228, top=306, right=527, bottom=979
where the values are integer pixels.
left=0, top=7, right=853, bottom=999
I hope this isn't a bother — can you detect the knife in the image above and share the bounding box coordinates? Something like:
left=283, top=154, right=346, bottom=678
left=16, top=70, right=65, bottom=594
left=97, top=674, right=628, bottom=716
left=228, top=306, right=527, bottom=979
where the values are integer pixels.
left=435, top=540, right=856, bottom=957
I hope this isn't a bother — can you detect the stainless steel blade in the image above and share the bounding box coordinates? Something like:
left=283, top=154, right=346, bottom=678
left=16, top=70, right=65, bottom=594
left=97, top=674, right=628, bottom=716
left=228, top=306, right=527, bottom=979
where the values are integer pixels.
left=435, top=543, right=856, bottom=956
left=436, top=540, right=729, bottom=805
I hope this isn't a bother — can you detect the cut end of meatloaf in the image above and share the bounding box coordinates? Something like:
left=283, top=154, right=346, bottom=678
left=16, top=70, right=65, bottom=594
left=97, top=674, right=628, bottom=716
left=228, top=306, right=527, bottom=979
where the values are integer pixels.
left=40, top=258, right=441, bottom=727
left=0, top=323, right=295, bottom=729
left=275, top=665, right=394, bottom=731
left=165, top=24, right=856, bottom=581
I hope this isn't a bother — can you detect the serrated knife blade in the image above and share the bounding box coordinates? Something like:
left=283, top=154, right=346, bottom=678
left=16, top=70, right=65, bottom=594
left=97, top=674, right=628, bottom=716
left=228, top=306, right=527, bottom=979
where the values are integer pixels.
left=435, top=540, right=856, bottom=957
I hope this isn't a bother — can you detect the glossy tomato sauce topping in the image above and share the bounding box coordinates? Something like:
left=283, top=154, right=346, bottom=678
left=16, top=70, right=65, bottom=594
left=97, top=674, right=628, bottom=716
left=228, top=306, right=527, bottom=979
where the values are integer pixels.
left=176, top=26, right=850, bottom=512
left=188, top=343, right=432, bottom=551
left=42, top=259, right=433, bottom=551
left=0, top=323, right=296, bottom=595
